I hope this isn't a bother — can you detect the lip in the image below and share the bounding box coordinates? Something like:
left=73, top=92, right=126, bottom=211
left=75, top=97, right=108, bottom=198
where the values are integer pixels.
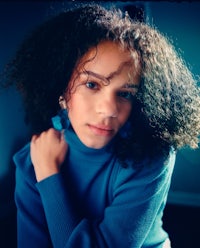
left=88, top=124, right=114, bottom=136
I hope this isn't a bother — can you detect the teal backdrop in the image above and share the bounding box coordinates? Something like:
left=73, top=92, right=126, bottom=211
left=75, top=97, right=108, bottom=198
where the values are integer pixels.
left=0, top=1, right=199, bottom=246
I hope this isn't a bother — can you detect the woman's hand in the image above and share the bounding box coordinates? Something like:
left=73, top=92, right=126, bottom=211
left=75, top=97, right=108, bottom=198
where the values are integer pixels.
left=30, top=128, right=68, bottom=182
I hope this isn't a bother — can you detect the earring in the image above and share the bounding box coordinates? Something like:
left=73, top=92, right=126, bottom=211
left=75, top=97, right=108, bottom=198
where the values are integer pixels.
left=59, top=95, right=67, bottom=109
left=51, top=95, right=70, bottom=131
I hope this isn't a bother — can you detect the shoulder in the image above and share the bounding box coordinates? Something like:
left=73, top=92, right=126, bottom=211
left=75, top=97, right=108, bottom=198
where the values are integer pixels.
left=112, top=148, right=176, bottom=194
left=13, top=142, right=36, bottom=183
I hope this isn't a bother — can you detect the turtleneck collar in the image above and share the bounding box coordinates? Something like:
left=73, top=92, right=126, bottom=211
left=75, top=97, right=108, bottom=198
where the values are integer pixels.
left=64, top=127, right=115, bottom=164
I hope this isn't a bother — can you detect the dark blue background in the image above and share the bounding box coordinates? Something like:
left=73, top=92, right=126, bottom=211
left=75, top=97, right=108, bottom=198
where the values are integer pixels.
left=0, top=1, right=199, bottom=247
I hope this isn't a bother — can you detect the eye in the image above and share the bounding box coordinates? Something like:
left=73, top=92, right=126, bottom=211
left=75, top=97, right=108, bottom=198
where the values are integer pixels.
left=117, top=91, right=134, bottom=101
left=85, top=81, right=99, bottom=90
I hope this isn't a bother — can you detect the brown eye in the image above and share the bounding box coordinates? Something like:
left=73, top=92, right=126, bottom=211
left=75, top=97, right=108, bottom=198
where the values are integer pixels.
left=117, top=91, right=133, bottom=101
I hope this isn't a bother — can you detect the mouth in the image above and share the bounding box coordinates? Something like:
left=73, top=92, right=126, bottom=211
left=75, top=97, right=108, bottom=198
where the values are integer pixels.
left=88, top=124, right=114, bottom=136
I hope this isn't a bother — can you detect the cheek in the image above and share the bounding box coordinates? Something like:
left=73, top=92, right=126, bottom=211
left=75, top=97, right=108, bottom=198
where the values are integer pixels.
left=119, top=103, right=132, bottom=124
left=67, top=95, right=77, bottom=119
left=67, top=94, right=89, bottom=118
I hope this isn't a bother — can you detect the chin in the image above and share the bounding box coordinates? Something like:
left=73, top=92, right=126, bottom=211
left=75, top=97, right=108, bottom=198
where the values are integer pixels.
left=82, top=138, right=109, bottom=149
left=85, top=142, right=106, bottom=149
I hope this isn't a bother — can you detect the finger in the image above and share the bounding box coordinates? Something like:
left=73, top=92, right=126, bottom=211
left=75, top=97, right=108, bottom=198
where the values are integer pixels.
left=60, top=130, right=65, bottom=141
left=53, top=129, right=64, bottom=142
left=31, top=134, right=39, bottom=142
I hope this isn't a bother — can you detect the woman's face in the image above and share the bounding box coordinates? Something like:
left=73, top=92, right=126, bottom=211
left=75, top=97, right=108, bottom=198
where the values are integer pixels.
left=66, top=41, right=141, bottom=149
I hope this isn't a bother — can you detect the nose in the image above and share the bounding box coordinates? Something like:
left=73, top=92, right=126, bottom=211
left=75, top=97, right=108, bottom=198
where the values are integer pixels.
left=96, top=94, right=118, bottom=118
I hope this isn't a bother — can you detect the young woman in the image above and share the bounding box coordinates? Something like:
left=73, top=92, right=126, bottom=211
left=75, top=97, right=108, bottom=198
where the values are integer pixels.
left=3, top=4, right=200, bottom=248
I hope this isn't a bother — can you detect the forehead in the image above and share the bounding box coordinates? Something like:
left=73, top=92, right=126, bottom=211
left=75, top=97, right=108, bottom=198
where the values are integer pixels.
left=76, top=41, right=140, bottom=77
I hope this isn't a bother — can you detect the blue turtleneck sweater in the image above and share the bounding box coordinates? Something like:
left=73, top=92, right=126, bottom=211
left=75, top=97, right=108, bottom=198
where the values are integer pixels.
left=14, top=127, right=175, bottom=248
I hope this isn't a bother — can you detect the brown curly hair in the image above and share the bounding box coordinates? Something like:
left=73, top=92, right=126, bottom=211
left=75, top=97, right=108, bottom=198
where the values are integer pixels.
left=2, top=4, right=200, bottom=165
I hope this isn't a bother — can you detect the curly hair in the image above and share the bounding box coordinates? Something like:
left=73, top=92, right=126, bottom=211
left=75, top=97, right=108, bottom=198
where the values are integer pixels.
left=120, top=21, right=200, bottom=164
left=2, top=4, right=200, bottom=165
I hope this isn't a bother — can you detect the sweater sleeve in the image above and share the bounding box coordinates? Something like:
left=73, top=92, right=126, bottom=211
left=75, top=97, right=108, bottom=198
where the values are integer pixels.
left=14, top=143, right=53, bottom=248
left=36, top=150, right=176, bottom=248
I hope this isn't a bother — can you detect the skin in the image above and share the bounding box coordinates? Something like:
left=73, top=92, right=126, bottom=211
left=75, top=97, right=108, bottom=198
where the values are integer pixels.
left=31, top=41, right=141, bottom=182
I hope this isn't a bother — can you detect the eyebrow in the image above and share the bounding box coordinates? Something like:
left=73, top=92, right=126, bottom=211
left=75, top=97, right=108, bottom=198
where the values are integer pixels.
left=106, top=60, right=134, bottom=81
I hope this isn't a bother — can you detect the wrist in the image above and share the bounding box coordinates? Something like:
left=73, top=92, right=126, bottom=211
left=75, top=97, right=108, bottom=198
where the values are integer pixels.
left=35, top=165, right=60, bottom=182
